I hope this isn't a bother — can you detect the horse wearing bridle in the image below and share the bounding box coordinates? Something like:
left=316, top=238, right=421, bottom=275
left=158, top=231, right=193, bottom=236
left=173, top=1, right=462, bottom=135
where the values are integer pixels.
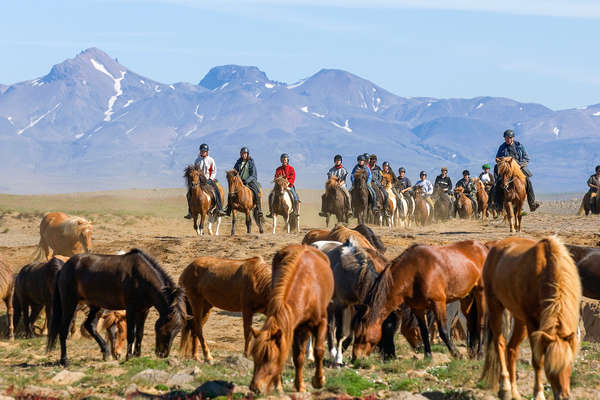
left=496, top=157, right=526, bottom=232
left=270, top=176, right=298, bottom=234
left=226, top=170, right=264, bottom=235
left=184, top=164, right=223, bottom=236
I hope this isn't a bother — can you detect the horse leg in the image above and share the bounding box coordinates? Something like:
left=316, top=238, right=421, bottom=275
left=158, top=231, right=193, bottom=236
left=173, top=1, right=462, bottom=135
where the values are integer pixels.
left=5, top=296, right=14, bottom=341
left=28, top=304, right=44, bottom=338
left=506, top=202, right=515, bottom=233
left=198, top=213, right=206, bottom=236
left=215, top=216, right=221, bottom=236
left=58, top=294, right=78, bottom=366
left=334, top=308, right=347, bottom=366
left=272, top=213, right=277, bottom=234
left=245, top=211, right=251, bottom=234
left=505, top=319, right=527, bottom=400
left=133, top=309, right=149, bottom=357
left=253, top=207, right=264, bottom=234
left=125, top=309, right=135, bottom=360
left=231, top=209, right=236, bottom=236
left=242, top=308, right=253, bottom=357
left=433, top=300, right=460, bottom=358
left=326, top=307, right=336, bottom=362
left=208, top=215, right=214, bottom=236
left=83, top=306, right=111, bottom=361
left=196, top=302, right=213, bottom=363
left=487, top=296, right=511, bottom=400
left=527, top=331, right=547, bottom=400
left=193, top=215, right=200, bottom=236
left=325, top=214, right=330, bottom=228
left=292, top=326, right=310, bottom=392
left=312, top=317, right=328, bottom=389
left=286, top=214, right=291, bottom=234
left=414, top=310, right=432, bottom=359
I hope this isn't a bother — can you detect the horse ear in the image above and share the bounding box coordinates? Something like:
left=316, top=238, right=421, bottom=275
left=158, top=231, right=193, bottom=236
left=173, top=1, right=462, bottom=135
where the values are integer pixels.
left=495, top=157, right=501, bottom=163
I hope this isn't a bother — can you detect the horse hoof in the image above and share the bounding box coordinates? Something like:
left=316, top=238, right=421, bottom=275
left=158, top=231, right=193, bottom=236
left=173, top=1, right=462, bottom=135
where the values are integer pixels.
left=59, top=358, right=69, bottom=367
left=103, top=352, right=113, bottom=361
left=311, top=376, right=325, bottom=389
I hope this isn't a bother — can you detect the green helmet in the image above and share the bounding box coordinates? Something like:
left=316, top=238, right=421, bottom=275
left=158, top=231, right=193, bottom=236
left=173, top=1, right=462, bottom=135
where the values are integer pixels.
left=482, top=163, right=491, bottom=170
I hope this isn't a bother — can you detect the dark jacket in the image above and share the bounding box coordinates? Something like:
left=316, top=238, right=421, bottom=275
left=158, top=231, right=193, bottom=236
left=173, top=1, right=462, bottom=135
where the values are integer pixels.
left=370, top=164, right=383, bottom=185
left=233, top=157, right=258, bottom=184
left=456, top=177, right=476, bottom=196
left=396, top=177, right=412, bottom=191
left=496, top=141, right=532, bottom=177
left=434, top=175, right=453, bottom=193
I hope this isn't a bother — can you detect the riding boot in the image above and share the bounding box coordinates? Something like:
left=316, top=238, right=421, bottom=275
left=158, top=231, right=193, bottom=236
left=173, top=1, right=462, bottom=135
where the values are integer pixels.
left=525, top=177, right=541, bottom=211
left=253, top=191, right=264, bottom=218
left=184, top=190, right=192, bottom=219
left=266, top=193, right=274, bottom=218
left=213, top=190, right=227, bottom=216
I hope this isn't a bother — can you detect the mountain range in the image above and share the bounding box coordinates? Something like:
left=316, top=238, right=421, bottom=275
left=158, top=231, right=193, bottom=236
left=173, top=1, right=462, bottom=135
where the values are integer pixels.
left=1, top=47, right=599, bottom=194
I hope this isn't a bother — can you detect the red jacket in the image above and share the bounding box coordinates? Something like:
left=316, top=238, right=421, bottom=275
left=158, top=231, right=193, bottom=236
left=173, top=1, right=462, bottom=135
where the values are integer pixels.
left=275, top=165, right=296, bottom=187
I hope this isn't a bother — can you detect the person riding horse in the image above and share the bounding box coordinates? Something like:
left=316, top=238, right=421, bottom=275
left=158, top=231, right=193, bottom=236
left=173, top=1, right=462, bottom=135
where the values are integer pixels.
left=381, top=161, right=402, bottom=200
left=494, top=129, right=541, bottom=211
left=414, top=171, right=435, bottom=210
left=267, top=153, right=300, bottom=218
left=368, top=154, right=390, bottom=217
left=320, top=154, right=352, bottom=219
left=395, top=167, right=412, bottom=198
left=434, top=166, right=453, bottom=197
left=479, top=163, right=495, bottom=192
left=586, top=165, right=600, bottom=210
left=351, top=155, right=380, bottom=214
left=456, top=170, right=478, bottom=214
left=185, top=143, right=227, bottom=219
left=232, top=147, right=263, bottom=218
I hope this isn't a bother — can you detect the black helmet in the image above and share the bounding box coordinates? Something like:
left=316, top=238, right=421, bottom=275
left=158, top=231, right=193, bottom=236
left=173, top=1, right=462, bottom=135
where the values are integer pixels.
left=463, top=169, right=470, bottom=176
left=398, top=167, right=406, bottom=173
left=382, top=161, right=390, bottom=168
left=596, top=165, right=600, bottom=172
left=280, top=153, right=289, bottom=161
left=357, top=155, right=366, bottom=162
left=503, top=129, right=515, bottom=138
left=369, top=154, right=377, bottom=161
left=199, top=143, right=209, bottom=152
left=420, top=170, right=427, bottom=176
left=334, top=154, right=342, bottom=162
left=240, top=147, right=249, bottom=154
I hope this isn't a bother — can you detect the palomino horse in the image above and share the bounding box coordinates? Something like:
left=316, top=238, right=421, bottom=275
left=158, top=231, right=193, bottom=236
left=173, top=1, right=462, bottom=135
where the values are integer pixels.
left=473, top=178, right=490, bottom=220
left=351, top=169, right=370, bottom=225
left=0, top=257, right=14, bottom=340
left=413, top=186, right=432, bottom=226
left=270, top=176, right=298, bottom=234
left=454, top=186, right=474, bottom=219
left=578, top=191, right=600, bottom=215
left=381, top=173, right=397, bottom=228
left=496, top=156, right=526, bottom=232
left=322, top=175, right=349, bottom=227
left=249, top=245, right=333, bottom=394
left=81, top=310, right=127, bottom=360
left=47, top=249, right=187, bottom=365
left=179, top=256, right=271, bottom=362
left=352, top=240, right=488, bottom=360
left=184, top=164, right=223, bottom=236
left=433, top=187, right=453, bottom=222
left=481, top=237, right=581, bottom=400
left=566, top=244, right=600, bottom=300
left=301, top=224, right=386, bottom=254
left=32, top=212, right=92, bottom=261
left=225, top=170, right=264, bottom=235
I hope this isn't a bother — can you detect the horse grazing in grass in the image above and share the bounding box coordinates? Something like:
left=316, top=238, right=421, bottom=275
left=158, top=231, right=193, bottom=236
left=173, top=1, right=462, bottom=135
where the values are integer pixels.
left=566, top=244, right=600, bottom=300
left=381, top=173, right=397, bottom=228
left=47, top=249, right=187, bottom=366
left=352, top=240, right=488, bottom=360
left=302, top=224, right=385, bottom=254
left=413, top=186, right=432, bottom=226
left=179, top=256, right=271, bottom=362
left=184, top=164, right=223, bottom=236
left=32, top=212, right=92, bottom=261
left=454, top=186, right=474, bottom=219
left=433, top=187, right=453, bottom=222
left=225, top=169, right=264, bottom=235
left=351, top=169, right=370, bottom=225
left=270, top=176, right=298, bottom=234
left=481, top=237, right=581, bottom=400
left=249, top=245, right=333, bottom=394
left=473, top=178, right=490, bottom=220
left=0, top=257, right=14, bottom=340
left=81, top=310, right=127, bottom=360
left=322, top=176, right=349, bottom=227
left=496, top=157, right=526, bottom=232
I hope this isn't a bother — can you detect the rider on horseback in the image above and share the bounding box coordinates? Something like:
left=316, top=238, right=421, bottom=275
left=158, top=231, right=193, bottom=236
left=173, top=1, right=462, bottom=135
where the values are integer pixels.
left=415, top=171, right=435, bottom=210
left=232, top=147, right=263, bottom=218
left=368, top=154, right=390, bottom=217
left=184, top=143, right=227, bottom=219
left=494, top=129, right=541, bottom=211
left=320, top=154, right=352, bottom=218
left=456, top=170, right=479, bottom=214
left=395, top=167, right=412, bottom=197
left=382, top=161, right=402, bottom=200
left=479, top=163, right=495, bottom=190
left=434, top=166, right=453, bottom=196
left=351, top=155, right=380, bottom=214
left=267, top=153, right=300, bottom=218
left=586, top=166, right=600, bottom=210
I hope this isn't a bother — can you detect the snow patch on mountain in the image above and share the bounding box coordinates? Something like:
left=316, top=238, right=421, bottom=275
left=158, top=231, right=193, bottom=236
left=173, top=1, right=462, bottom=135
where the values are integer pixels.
left=90, top=58, right=126, bottom=121
left=123, top=100, right=134, bottom=108
left=287, top=80, right=305, bottom=89
left=476, top=103, right=484, bottom=110
left=264, top=83, right=274, bottom=89
left=17, top=103, right=61, bottom=135
left=331, top=119, right=352, bottom=133
left=593, top=111, right=600, bottom=116
left=184, top=125, right=197, bottom=137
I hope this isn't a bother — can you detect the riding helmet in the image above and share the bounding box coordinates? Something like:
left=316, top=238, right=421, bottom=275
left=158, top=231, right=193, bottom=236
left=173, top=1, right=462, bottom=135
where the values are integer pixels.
left=240, top=146, right=249, bottom=154
left=503, top=129, right=515, bottom=138
left=463, top=170, right=470, bottom=176
left=357, top=155, right=366, bottom=162
left=482, top=163, right=491, bottom=170
left=334, top=154, right=343, bottom=162
left=362, top=153, right=370, bottom=160
left=398, top=167, right=406, bottom=173
left=199, top=143, right=209, bottom=152
left=280, top=153, right=289, bottom=161
left=382, top=161, right=390, bottom=168
left=420, top=170, right=427, bottom=176
left=596, top=165, right=600, bottom=172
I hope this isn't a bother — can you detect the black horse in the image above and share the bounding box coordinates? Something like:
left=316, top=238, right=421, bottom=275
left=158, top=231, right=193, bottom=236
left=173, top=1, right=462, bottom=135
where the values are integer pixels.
left=47, top=249, right=187, bottom=366
left=351, top=224, right=387, bottom=254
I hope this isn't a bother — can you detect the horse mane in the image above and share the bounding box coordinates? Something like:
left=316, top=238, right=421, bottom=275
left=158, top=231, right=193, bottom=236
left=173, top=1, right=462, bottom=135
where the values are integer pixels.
left=244, top=256, right=272, bottom=297
left=381, top=173, right=393, bottom=188
left=184, top=164, right=209, bottom=189
left=325, top=175, right=340, bottom=191
left=330, top=224, right=374, bottom=250
left=353, top=169, right=367, bottom=181
left=274, top=175, right=288, bottom=188
left=268, top=245, right=305, bottom=329
left=61, top=216, right=92, bottom=238
left=497, top=157, right=526, bottom=182
left=128, top=249, right=183, bottom=309
left=454, top=186, right=465, bottom=194
left=341, top=238, right=378, bottom=300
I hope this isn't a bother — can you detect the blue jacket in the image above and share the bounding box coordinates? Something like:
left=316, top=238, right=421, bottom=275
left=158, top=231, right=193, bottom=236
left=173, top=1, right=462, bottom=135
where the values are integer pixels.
left=496, top=141, right=532, bottom=177
left=351, top=164, right=372, bottom=185
left=233, top=158, right=257, bottom=184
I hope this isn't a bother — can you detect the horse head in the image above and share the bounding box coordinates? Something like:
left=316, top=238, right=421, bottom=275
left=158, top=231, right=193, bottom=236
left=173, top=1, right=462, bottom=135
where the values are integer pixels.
left=155, top=287, right=188, bottom=358
left=454, top=186, right=465, bottom=197
left=414, top=185, right=423, bottom=197
left=184, top=164, right=201, bottom=188
left=350, top=303, right=380, bottom=360
left=531, top=329, right=577, bottom=400
left=249, top=318, right=286, bottom=394
left=76, top=219, right=93, bottom=253
left=381, top=173, right=392, bottom=188
left=325, top=175, right=340, bottom=191
left=273, top=176, right=289, bottom=194
left=473, top=178, right=484, bottom=192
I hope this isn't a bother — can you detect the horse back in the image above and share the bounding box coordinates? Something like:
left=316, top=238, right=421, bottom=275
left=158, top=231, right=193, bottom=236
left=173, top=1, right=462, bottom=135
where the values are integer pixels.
left=15, top=258, right=64, bottom=304
left=575, top=251, right=600, bottom=300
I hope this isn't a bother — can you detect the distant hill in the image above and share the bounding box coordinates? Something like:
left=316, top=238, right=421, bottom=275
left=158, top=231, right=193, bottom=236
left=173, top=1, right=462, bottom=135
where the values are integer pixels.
left=0, top=47, right=599, bottom=194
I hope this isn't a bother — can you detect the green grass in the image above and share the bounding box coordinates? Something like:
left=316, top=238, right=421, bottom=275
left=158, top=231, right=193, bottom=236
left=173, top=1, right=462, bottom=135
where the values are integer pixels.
left=325, top=368, right=384, bottom=396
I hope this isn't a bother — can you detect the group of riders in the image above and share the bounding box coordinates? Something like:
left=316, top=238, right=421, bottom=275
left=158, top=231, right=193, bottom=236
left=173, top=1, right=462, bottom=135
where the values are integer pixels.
left=185, top=129, right=545, bottom=221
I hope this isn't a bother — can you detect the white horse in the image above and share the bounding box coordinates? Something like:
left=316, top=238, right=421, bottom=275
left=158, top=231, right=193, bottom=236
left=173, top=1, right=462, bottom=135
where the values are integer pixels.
left=270, top=176, right=298, bottom=234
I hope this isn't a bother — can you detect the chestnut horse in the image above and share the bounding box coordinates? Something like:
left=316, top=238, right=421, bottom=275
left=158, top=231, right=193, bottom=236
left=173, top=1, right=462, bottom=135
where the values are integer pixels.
left=302, top=224, right=385, bottom=254
left=0, top=256, right=14, bottom=340
left=270, top=176, right=298, bottom=234
left=454, top=186, right=473, bottom=219
left=413, top=186, right=432, bottom=226
left=322, top=176, right=349, bottom=227
left=352, top=240, right=488, bottom=360
left=496, top=157, right=526, bottom=232
left=249, top=245, right=333, bottom=394
left=473, top=178, right=490, bottom=220
left=351, top=169, right=369, bottom=225
left=225, top=170, right=264, bottom=235
left=184, top=164, right=223, bottom=236
left=566, top=244, right=600, bottom=300
left=47, top=249, right=187, bottom=366
left=481, top=237, right=581, bottom=400
left=32, top=212, right=92, bottom=261
left=81, top=310, right=127, bottom=360
left=179, top=256, right=271, bottom=362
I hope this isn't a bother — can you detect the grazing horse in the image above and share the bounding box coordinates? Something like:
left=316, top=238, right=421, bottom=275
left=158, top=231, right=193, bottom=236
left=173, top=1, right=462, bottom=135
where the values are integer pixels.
left=473, top=178, right=490, bottom=220
left=0, top=257, right=14, bottom=340
left=13, top=257, right=65, bottom=338
left=179, top=256, right=271, bottom=362
left=322, top=176, right=349, bottom=227
left=381, top=173, right=397, bottom=228
left=433, top=187, right=453, bottom=222
left=496, top=156, right=526, bottom=233
left=32, top=212, right=92, bottom=261
left=351, top=224, right=387, bottom=254
left=454, top=186, right=474, bottom=219
left=413, top=186, right=432, bottom=226
left=184, top=164, right=223, bottom=236
left=566, top=244, right=600, bottom=300
left=302, top=224, right=386, bottom=254
left=351, top=170, right=370, bottom=225
left=481, top=237, right=581, bottom=400
left=81, top=310, right=127, bottom=360
left=47, top=249, right=187, bottom=366
left=270, top=176, right=297, bottom=234
left=249, top=245, right=333, bottom=394
left=225, top=170, right=264, bottom=235
left=352, top=240, right=488, bottom=360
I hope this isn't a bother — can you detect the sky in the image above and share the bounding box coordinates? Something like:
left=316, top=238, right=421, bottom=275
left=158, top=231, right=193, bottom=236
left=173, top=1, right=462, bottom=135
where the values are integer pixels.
left=2, top=0, right=600, bottom=110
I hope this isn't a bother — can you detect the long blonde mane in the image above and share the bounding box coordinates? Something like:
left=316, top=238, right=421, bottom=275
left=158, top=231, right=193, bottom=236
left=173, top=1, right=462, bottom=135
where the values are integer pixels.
left=325, top=175, right=340, bottom=191
left=62, top=217, right=92, bottom=238
left=496, top=157, right=526, bottom=183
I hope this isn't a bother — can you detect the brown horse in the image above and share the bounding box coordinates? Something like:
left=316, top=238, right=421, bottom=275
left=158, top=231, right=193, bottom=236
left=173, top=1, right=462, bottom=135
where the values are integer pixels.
left=302, top=224, right=385, bottom=254
left=578, top=191, right=600, bottom=215
left=179, top=256, right=271, bottom=362
left=351, top=169, right=370, bottom=225
left=270, top=176, right=297, bottom=234
left=322, top=176, right=349, bottom=227
left=32, top=212, right=92, bottom=261
left=473, top=178, right=490, bottom=220
left=0, top=257, right=14, bottom=340
left=352, top=240, right=488, bottom=360
left=566, top=244, right=600, bottom=300
left=225, top=170, right=264, bottom=235
left=413, top=186, right=432, bottom=226
left=249, top=245, right=333, bottom=394
left=496, top=157, right=526, bottom=232
left=184, top=164, right=223, bottom=236
left=481, top=237, right=581, bottom=400
left=81, top=310, right=127, bottom=360
left=454, top=186, right=474, bottom=219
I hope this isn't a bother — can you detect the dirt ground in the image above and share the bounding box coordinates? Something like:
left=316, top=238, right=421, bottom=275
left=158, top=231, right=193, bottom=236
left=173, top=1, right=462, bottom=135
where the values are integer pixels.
left=0, top=189, right=599, bottom=399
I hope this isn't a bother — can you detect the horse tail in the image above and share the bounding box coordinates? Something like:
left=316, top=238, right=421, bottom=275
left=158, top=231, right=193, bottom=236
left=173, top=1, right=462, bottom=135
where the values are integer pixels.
left=480, top=319, right=500, bottom=390
left=531, top=236, right=581, bottom=380
left=31, top=239, right=46, bottom=262
left=179, top=296, right=196, bottom=358
left=46, top=274, right=62, bottom=352
left=577, top=197, right=586, bottom=216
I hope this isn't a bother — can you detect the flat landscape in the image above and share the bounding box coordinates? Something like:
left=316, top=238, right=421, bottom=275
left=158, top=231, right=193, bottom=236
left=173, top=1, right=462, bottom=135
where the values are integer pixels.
left=0, top=188, right=599, bottom=400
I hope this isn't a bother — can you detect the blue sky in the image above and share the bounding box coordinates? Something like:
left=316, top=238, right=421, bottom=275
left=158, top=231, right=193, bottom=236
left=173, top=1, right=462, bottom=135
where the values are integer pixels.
left=2, top=0, right=600, bottom=110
